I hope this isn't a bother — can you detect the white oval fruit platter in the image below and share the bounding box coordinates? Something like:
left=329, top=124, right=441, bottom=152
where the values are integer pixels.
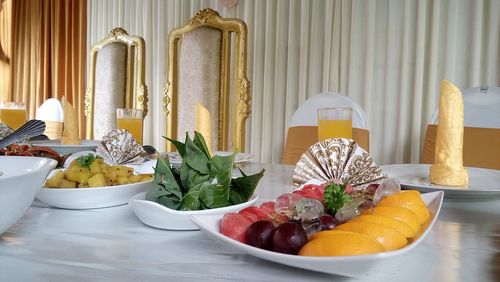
left=190, top=191, right=444, bottom=277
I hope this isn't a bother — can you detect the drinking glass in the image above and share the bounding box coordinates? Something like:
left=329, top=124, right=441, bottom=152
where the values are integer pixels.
left=116, top=108, right=143, bottom=144
left=317, top=107, right=353, bottom=141
left=0, top=102, right=27, bottom=130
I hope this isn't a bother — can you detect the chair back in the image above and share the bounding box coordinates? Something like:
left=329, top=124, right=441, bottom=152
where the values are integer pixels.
left=421, top=124, right=500, bottom=170
left=430, top=86, right=500, bottom=128
left=162, top=9, right=250, bottom=152
left=85, top=28, right=148, bottom=140
left=282, top=92, right=370, bottom=165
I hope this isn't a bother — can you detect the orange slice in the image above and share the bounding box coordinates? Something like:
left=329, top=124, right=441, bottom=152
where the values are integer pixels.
left=351, top=214, right=417, bottom=238
left=299, top=230, right=384, bottom=256
left=333, top=221, right=407, bottom=251
left=362, top=206, right=421, bottom=234
left=378, top=191, right=430, bottom=224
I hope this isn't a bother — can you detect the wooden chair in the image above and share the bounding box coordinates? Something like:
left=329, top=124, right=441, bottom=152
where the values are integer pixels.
left=85, top=27, right=148, bottom=140
left=162, top=8, right=250, bottom=152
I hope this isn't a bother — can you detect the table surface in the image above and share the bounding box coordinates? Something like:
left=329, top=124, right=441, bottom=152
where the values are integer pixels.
left=1, top=163, right=499, bottom=282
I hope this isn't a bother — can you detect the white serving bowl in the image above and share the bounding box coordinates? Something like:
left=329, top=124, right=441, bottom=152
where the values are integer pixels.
left=129, top=192, right=259, bottom=231
left=37, top=169, right=153, bottom=210
left=0, top=156, right=57, bottom=234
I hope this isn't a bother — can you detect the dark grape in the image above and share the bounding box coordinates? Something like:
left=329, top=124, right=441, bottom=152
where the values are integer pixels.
left=246, top=220, right=276, bottom=250
left=319, top=214, right=339, bottom=230
left=272, top=222, right=308, bottom=255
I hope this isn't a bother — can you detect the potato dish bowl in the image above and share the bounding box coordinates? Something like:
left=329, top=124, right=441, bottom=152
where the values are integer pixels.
left=37, top=155, right=154, bottom=209
left=45, top=157, right=153, bottom=188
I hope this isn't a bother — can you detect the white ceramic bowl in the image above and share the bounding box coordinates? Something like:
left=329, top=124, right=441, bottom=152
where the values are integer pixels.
left=36, top=169, right=152, bottom=210
left=129, top=192, right=259, bottom=231
left=0, top=156, right=57, bottom=234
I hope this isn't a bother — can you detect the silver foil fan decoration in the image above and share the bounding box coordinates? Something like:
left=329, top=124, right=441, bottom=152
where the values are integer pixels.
left=292, top=138, right=385, bottom=189
left=96, top=129, right=146, bottom=165
left=0, top=123, right=14, bottom=139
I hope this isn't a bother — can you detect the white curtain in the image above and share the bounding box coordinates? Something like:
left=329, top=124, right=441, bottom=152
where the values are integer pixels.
left=88, top=0, right=500, bottom=165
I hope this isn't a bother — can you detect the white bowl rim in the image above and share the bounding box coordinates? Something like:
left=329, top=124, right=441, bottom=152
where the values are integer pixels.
left=0, top=156, right=58, bottom=180
left=130, top=191, right=259, bottom=215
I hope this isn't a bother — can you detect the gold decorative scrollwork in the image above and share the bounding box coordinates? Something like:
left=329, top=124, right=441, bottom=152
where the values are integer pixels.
left=190, top=8, right=220, bottom=25
left=106, top=27, right=129, bottom=40
left=162, top=81, right=171, bottom=116
left=84, top=88, right=92, bottom=116
left=137, top=84, right=148, bottom=116
left=238, top=78, right=251, bottom=118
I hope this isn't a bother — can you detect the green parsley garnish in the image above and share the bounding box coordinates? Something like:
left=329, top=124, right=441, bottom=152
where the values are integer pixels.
left=323, top=182, right=352, bottom=214
left=76, top=154, right=101, bottom=168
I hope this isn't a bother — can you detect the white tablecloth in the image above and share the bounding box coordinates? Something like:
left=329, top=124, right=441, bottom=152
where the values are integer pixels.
left=1, top=163, right=499, bottom=281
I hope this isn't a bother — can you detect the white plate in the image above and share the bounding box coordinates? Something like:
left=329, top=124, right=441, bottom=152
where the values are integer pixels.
left=31, top=140, right=101, bottom=155
left=190, top=191, right=443, bottom=277
left=166, top=151, right=253, bottom=164
left=382, top=164, right=500, bottom=199
left=36, top=170, right=152, bottom=209
left=129, top=192, right=259, bottom=231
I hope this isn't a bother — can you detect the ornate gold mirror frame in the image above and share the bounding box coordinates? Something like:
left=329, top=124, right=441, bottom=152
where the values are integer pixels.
left=85, top=27, right=148, bottom=139
left=162, top=8, right=251, bottom=152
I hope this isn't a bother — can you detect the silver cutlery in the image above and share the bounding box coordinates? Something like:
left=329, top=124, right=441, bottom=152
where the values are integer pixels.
left=0, top=120, right=46, bottom=149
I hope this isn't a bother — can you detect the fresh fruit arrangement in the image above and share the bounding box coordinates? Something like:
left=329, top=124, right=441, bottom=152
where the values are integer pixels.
left=220, top=179, right=430, bottom=256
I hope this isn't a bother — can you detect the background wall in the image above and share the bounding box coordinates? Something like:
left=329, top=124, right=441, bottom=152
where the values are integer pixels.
left=88, top=0, right=500, bottom=165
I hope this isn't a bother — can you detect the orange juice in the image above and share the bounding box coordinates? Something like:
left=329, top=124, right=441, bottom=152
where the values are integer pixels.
left=117, top=117, right=143, bottom=144
left=0, top=108, right=27, bottom=130
left=318, top=119, right=352, bottom=140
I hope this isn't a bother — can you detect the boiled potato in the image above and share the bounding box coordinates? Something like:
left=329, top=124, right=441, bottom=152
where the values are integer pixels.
left=89, top=160, right=102, bottom=174
left=115, top=176, right=130, bottom=185
left=88, top=173, right=107, bottom=187
left=105, top=166, right=133, bottom=178
left=59, top=179, right=77, bottom=188
left=66, top=171, right=92, bottom=185
left=45, top=171, right=65, bottom=188
left=127, top=174, right=145, bottom=183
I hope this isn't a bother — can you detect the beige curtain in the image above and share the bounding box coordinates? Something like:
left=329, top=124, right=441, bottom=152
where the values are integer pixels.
left=10, top=0, right=87, bottom=137
left=0, top=0, right=12, bottom=102
left=88, top=0, right=500, bottom=164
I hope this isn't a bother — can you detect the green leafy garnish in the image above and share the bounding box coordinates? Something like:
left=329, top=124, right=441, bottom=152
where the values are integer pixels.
left=145, top=157, right=183, bottom=210
left=76, top=154, right=101, bottom=168
left=145, top=132, right=264, bottom=211
left=323, top=182, right=352, bottom=214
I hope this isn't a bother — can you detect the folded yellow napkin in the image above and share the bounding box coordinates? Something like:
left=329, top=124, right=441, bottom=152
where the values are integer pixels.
left=429, top=80, right=468, bottom=186
left=61, top=97, right=80, bottom=145
left=195, top=102, right=212, bottom=155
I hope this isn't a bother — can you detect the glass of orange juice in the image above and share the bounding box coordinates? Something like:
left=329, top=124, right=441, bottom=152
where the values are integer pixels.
left=317, top=107, right=353, bottom=141
left=0, top=102, right=27, bottom=130
left=116, top=108, right=143, bottom=144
